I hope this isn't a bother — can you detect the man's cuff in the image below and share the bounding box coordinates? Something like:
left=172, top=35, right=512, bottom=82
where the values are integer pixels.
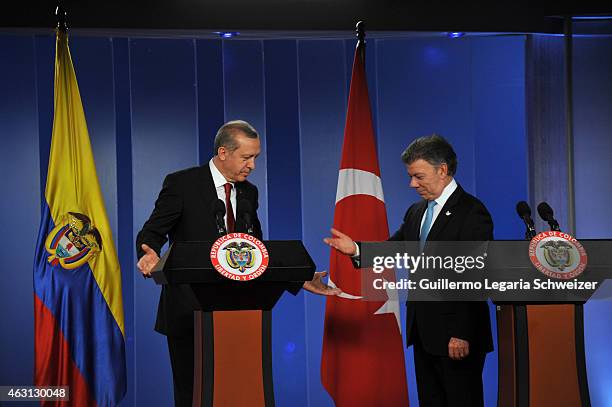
left=351, top=242, right=360, bottom=258
left=350, top=242, right=361, bottom=268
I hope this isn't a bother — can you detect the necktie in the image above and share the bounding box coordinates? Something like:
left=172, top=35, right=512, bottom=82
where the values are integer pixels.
left=224, top=183, right=235, bottom=233
left=419, top=200, right=437, bottom=252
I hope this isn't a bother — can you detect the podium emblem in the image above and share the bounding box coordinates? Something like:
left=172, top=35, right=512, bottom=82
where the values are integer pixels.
left=45, top=212, right=102, bottom=270
left=528, top=231, right=587, bottom=280
left=210, top=233, right=269, bottom=281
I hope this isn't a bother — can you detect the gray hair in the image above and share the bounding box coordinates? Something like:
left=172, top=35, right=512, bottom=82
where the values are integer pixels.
left=214, top=120, right=259, bottom=155
left=401, top=134, right=458, bottom=176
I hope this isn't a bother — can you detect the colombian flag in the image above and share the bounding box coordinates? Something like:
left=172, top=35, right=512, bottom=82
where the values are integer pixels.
left=33, top=30, right=126, bottom=406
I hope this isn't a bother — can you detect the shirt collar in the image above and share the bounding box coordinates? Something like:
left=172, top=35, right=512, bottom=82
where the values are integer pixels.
left=433, top=178, right=457, bottom=208
left=209, top=158, right=232, bottom=189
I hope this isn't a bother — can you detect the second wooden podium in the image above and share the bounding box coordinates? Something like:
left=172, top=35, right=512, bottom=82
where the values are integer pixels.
left=152, top=240, right=315, bottom=407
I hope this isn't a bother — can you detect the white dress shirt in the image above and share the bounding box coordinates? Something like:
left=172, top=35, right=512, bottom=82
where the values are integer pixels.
left=209, top=159, right=236, bottom=230
left=419, top=178, right=457, bottom=236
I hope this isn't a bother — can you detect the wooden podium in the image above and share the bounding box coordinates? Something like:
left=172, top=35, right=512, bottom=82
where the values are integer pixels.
left=496, top=302, right=590, bottom=407
left=490, top=239, right=605, bottom=407
left=152, top=240, right=315, bottom=407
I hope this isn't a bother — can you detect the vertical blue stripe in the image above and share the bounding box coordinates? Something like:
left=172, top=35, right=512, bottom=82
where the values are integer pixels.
left=196, top=39, right=225, bottom=163
left=573, top=36, right=612, bottom=407
left=471, top=35, right=527, bottom=407
left=0, top=33, right=39, bottom=389
left=222, top=39, right=269, bottom=238
left=264, top=40, right=302, bottom=240
left=264, top=39, right=308, bottom=406
left=35, top=34, right=55, bottom=199
left=471, top=36, right=527, bottom=239
left=573, top=37, right=612, bottom=238
left=112, top=36, right=135, bottom=407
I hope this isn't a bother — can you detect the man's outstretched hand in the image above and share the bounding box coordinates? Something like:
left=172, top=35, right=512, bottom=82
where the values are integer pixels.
left=323, top=228, right=357, bottom=256
left=137, top=244, right=160, bottom=277
left=302, top=271, right=342, bottom=296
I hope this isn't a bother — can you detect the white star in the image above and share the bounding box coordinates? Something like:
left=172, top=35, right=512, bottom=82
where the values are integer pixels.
left=327, top=276, right=401, bottom=333
left=374, top=278, right=402, bottom=333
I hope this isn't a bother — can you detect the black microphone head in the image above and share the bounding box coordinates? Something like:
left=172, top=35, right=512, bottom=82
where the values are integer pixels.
left=537, top=202, right=554, bottom=222
left=212, top=199, right=226, bottom=216
left=516, top=201, right=531, bottom=219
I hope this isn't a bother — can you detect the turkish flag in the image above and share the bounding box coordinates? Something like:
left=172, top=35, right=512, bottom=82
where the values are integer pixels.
left=321, top=41, right=409, bottom=406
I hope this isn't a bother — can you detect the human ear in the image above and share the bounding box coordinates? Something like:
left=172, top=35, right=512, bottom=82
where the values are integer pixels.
left=438, top=163, right=448, bottom=177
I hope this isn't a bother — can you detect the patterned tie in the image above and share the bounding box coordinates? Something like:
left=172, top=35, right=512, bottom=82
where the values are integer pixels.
left=224, top=183, right=235, bottom=233
left=419, top=200, right=437, bottom=252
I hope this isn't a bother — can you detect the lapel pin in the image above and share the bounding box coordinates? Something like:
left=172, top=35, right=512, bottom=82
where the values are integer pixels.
left=445, top=211, right=451, bottom=216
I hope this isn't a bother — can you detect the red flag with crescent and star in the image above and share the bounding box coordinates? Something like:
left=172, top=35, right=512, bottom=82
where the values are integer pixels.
left=321, top=40, right=409, bottom=406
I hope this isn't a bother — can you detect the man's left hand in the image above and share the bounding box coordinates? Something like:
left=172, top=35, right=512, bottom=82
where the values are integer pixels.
left=448, top=337, right=470, bottom=360
left=303, top=271, right=342, bottom=296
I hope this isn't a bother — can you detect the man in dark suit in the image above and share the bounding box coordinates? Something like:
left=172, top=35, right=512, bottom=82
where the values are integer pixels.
left=325, top=134, right=493, bottom=407
left=136, top=120, right=339, bottom=406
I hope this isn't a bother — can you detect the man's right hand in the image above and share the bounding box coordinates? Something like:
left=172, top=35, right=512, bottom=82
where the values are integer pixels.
left=137, top=244, right=160, bottom=277
left=323, top=228, right=357, bottom=256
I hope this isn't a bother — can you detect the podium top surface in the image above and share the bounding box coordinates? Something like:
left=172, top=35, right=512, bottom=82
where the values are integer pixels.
left=152, top=239, right=316, bottom=285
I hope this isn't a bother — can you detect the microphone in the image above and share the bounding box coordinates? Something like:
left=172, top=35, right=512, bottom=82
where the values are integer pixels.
left=238, top=199, right=254, bottom=235
left=537, top=202, right=561, bottom=231
left=211, top=199, right=227, bottom=235
left=516, top=201, right=537, bottom=240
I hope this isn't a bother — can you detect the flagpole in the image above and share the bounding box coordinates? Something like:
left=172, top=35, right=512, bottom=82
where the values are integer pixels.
left=55, top=4, right=68, bottom=32
left=356, top=20, right=365, bottom=61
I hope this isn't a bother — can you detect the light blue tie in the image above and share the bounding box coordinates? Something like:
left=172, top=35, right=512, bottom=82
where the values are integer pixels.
left=419, top=200, right=437, bottom=252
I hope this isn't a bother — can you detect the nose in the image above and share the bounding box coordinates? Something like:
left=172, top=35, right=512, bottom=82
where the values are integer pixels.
left=246, top=157, right=256, bottom=170
left=409, top=177, right=418, bottom=188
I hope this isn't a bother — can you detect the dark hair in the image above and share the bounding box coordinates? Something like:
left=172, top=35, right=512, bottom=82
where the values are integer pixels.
left=401, top=134, right=457, bottom=176
left=213, top=120, right=259, bottom=155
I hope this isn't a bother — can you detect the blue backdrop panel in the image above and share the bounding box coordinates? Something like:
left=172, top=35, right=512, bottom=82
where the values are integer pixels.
left=573, top=36, right=612, bottom=407
left=471, top=36, right=527, bottom=240
left=222, top=40, right=269, bottom=237
left=112, top=36, right=136, bottom=407
left=470, top=35, right=528, bottom=407
left=263, top=39, right=309, bottom=406
left=0, top=34, right=40, bottom=389
left=298, top=39, right=348, bottom=407
left=573, top=37, right=612, bottom=239
left=264, top=40, right=302, bottom=241
left=34, top=34, right=55, bottom=195
left=195, top=39, right=225, bottom=163
left=130, top=38, right=199, bottom=406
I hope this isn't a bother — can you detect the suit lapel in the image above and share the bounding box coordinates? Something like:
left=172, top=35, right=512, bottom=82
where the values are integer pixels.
left=198, top=164, right=219, bottom=209
left=426, top=185, right=464, bottom=242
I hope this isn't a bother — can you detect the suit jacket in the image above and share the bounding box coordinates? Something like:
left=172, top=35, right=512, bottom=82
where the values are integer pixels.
left=390, top=184, right=494, bottom=356
left=136, top=164, right=263, bottom=336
